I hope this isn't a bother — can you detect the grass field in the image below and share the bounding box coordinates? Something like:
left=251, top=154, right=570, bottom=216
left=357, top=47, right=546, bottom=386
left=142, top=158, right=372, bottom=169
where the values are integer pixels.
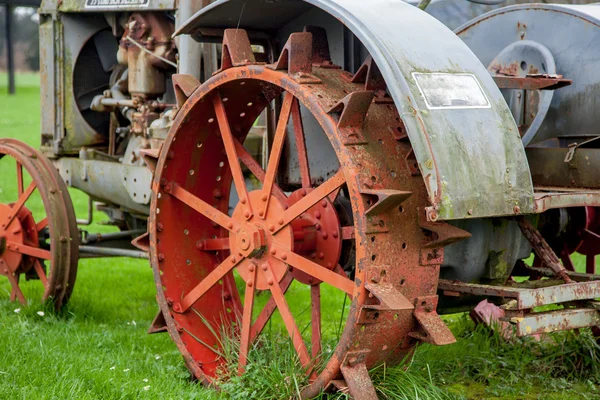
left=0, top=73, right=600, bottom=399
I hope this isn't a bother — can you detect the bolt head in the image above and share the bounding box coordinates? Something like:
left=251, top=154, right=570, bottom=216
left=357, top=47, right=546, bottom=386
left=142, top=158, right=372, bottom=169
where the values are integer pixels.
left=261, top=264, right=268, bottom=271
left=268, top=225, right=275, bottom=232
left=281, top=252, right=288, bottom=260
left=315, top=211, right=321, bottom=219
left=514, top=206, right=521, bottom=214
left=244, top=210, right=251, bottom=218
left=267, top=278, right=274, bottom=286
left=173, top=303, right=182, bottom=313
left=261, top=194, right=268, bottom=201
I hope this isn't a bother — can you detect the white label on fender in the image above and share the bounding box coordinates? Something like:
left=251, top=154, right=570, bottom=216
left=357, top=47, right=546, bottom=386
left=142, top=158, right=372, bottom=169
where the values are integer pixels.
left=412, top=73, right=490, bottom=110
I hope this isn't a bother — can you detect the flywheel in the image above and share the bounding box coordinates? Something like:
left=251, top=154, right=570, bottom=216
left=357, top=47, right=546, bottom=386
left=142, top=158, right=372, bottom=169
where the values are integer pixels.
left=150, top=29, right=450, bottom=397
left=0, top=139, right=79, bottom=309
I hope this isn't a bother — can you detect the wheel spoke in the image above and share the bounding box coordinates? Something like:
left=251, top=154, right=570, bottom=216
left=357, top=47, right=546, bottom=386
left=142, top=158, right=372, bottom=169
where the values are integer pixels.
left=16, top=161, right=23, bottom=197
left=36, top=217, right=48, bottom=233
left=4, top=181, right=36, bottom=228
left=213, top=93, right=253, bottom=219
left=291, top=98, right=312, bottom=189
left=250, top=273, right=294, bottom=342
left=334, top=264, right=353, bottom=300
left=261, top=92, right=294, bottom=218
left=271, top=245, right=354, bottom=295
left=587, top=255, right=596, bottom=274
left=6, top=241, right=51, bottom=260
left=262, top=262, right=311, bottom=369
left=168, top=182, right=239, bottom=233
left=34, top=260, right=48, bottom=288
left=238, top=263, right=258, bottom=375
left=311, top=284, right=321, bottom=360
left=233, top=140, right=287, bottom=204
left=197, top=237, right=230, bottom=251
left=6, top=272, right=25, bottom=304
left=274, top=170, right=346, bottom=234
left=177, top=255, right=244, bottom=313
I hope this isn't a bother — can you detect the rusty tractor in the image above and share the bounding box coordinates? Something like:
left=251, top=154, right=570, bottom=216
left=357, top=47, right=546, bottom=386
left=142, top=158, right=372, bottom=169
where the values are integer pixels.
left=2, top=0, right=600, bottom=398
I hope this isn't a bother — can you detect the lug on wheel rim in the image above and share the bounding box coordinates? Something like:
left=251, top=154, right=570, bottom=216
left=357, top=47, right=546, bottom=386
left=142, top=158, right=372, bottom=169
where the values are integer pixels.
left=0, top=139, right=78, bottom=309
left=151, top=30, right=443, bottom=397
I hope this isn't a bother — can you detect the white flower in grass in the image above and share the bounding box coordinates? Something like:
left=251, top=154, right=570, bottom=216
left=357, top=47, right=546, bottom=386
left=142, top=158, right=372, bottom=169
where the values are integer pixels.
left=132, top=320, right=137, bottom=326
left=143, top=386, right=150, bottom=391
left=123, top=369, right=130, bottom=372
left=143, top=378, right=149, bottom=383
left=13, top=308, right=20, bottom=313
left=109, top=366, right=116, bottom=370
left=155, top=355, right=161, bottom=360
left=36, top=311, right=45, bottom=317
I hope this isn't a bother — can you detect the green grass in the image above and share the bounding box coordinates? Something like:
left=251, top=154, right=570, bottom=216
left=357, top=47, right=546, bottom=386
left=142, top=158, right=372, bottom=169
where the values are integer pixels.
left=1, top=74, right=600, bottom=399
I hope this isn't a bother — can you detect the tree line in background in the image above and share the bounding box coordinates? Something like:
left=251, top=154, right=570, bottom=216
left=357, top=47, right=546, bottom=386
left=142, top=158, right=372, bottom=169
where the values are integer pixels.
left=0, top=6, right=40, bottom=71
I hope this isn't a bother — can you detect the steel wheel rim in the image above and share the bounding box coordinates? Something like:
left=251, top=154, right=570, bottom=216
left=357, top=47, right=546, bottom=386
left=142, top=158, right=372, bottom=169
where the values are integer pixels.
left=0, top=139, right=79, bottom=308
left=151, top=63, right=437, bottom=395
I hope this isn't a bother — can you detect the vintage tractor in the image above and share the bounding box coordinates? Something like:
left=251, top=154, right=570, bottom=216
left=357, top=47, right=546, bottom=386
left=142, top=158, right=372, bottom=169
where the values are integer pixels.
left=3, top=0, right=600, bottom=398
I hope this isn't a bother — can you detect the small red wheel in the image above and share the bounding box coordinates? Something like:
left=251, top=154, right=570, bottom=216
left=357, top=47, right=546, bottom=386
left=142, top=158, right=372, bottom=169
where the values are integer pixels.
left=0, top=139, right=79, bottom=309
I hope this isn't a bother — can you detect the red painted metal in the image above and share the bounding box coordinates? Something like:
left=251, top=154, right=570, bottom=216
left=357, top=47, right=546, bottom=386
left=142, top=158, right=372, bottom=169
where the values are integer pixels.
left=0, top=139, right=78, bottom=309
left=149, top=28, right=447, bottom=398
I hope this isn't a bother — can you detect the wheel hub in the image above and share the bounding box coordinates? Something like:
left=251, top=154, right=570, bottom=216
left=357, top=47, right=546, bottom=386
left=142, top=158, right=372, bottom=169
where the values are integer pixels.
left=0, top=203, right=27, bottom=275
left=230, top=190, right=293, bottom=290
left=288, top=188, right=342, bottom=285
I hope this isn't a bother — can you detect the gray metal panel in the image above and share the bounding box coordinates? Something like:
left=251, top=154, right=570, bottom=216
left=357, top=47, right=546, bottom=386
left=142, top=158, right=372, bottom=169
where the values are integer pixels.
left=457, top=4, right=600, bottom=144
left=178, top=0, right=534, bottom=220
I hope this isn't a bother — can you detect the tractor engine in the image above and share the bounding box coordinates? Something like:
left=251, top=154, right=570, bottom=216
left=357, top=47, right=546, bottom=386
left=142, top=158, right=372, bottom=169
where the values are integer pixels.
left=37, top=1, right=187, bottom=224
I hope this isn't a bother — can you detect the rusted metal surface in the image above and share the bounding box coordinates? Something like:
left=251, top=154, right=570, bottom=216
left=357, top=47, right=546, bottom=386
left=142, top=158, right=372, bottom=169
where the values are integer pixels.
left=510, top=309, right=600, bottom=336
left=438, top=279, right=600, bottom=310
left=0, top=139, right=79, bottom=309
left=149, top=27, right=447, bottom=398
left=492, top=74, right=572, bottom=90
left=533, top=191, right=600, bottom=213
left=457, top=4, right=600, bottom=146
left=518, top=218, right=571, bottom=283
left=178, top=0, right=535, bottom=222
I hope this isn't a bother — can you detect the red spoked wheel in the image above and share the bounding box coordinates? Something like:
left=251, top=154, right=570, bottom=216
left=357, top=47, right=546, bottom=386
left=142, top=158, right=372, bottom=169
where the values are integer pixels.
left=150, top=29, right=445, bottom=397
left=0, top=139, right=79, bottom=309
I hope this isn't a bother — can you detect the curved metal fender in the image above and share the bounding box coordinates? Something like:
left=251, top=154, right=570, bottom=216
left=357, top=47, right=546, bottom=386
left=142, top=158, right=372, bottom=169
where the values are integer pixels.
left=177, top=0, right=535, bottom=221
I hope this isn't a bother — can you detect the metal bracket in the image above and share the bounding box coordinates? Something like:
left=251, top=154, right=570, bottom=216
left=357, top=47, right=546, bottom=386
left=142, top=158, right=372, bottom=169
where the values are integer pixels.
left=268, top=32, right=320, bottom=83
left=340, top=351, right=378, bottom=400
left=215, top=29, right=262, bottom=74
left=327, top=91, right=374, bottom=145
left=360, top=189, right=412, bottom=216
left=172, top=74, right=201, bottom=108
left=148, top=310, right=168, bottom=334
left=131, top=231, right=150, bottom=253
left=409, top=296, right=456, bottom=345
